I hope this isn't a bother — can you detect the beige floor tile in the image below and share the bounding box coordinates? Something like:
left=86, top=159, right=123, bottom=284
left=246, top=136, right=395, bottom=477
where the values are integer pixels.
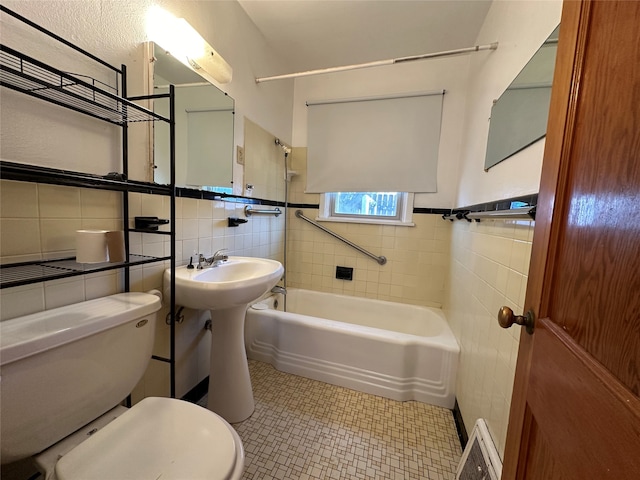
left=201, top=361, right=461, bottom=480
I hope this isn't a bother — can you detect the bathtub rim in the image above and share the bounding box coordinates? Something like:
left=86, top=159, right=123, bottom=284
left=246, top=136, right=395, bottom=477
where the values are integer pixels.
left=250, top=288, right=459, bottom=353
left=249, top=306, right=460, bottom=353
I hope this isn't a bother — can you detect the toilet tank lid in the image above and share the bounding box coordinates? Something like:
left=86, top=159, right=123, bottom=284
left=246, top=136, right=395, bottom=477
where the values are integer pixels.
left=0, top=293, right=161, bottom=366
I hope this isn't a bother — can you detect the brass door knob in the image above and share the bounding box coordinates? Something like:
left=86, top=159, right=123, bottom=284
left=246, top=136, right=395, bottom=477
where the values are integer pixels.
left=498, top=306, right=535, bottom=334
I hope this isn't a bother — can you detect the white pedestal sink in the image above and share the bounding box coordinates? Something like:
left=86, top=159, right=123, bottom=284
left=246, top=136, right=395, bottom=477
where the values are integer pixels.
left=164, top=257, right=283, bottom=423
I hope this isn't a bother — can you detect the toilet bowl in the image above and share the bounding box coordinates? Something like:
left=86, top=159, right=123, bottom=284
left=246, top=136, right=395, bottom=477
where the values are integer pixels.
left=0, top=293, right=244, bottom=479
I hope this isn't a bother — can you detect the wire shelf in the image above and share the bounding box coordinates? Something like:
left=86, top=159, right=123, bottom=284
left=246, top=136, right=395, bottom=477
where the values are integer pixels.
left=0, top=161, right=174, bottom=195
left=0, top=254, right=170, bottom=289
left=0, top=45, right=168, bottom=125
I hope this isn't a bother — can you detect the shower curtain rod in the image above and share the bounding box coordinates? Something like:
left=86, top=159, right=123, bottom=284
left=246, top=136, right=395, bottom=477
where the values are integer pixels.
left=255, top=43, right=498, bottom=83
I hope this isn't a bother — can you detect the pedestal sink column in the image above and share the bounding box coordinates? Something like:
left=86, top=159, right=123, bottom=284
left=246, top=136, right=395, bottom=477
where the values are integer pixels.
left=165, top=258, right=284, bottom=423
left=206, top=305, right=254, bottom=423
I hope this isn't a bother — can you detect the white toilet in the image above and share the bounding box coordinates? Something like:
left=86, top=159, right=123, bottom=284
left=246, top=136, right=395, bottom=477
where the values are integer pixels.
left=0, top=292, right=244, bottom=479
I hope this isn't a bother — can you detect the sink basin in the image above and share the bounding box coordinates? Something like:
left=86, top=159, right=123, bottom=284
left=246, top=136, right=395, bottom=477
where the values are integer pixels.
left=163, top=256, right=284, bottom=423
left=164, top=256, right=284, bottom=310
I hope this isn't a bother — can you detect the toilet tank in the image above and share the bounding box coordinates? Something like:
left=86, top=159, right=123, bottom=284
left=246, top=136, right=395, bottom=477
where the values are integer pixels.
left=0, top=292, right=161, bottom=464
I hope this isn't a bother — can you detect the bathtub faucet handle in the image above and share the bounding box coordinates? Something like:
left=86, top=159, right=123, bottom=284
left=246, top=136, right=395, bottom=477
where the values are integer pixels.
left=271, top=285, right=287, bottom=295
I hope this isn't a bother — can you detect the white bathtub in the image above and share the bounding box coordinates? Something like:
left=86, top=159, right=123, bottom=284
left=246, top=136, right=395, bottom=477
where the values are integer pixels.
left=245, top=288, right=459, bottom=408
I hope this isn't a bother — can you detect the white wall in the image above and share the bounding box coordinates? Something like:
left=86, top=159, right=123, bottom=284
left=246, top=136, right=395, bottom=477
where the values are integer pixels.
left=291, top=56, right=474, bottom=209
left=455, top=0, right=562, bottom=208
left=0, top=0, right=294, bottom=185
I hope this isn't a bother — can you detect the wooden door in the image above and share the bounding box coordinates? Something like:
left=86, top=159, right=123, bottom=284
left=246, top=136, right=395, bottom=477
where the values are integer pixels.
left=502, top=1, right=640, bottom=479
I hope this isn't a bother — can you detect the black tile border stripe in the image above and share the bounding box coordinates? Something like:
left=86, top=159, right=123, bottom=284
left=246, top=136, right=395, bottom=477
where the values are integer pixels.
left=181, top=376, right=209, bottom=404
left=176, top=186, right=287, bottom=207
left=286, top=202, right=320, bottom=209
left=176, top=192, right=537, bottom=218
left=452, top=398, right=469, bottom=450
left=287, top=205, right=469, bottom=216
left=261, top=204, right=458, bottom=215
left=413, top=207, right=452, bottom=215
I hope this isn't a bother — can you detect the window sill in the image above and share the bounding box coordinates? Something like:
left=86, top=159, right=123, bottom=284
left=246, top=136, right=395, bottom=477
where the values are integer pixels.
left=316, top=216, right=415, bottom=227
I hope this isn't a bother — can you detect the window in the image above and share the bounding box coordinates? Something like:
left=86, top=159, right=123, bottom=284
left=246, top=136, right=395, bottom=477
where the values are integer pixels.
left=319, top=192, right=414, bottom=226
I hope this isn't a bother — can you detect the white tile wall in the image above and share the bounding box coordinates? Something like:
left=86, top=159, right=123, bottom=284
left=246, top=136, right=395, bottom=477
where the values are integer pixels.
left=0, top=180, right=39, bottom=218
left=0, top=180, right=122, bottom=318
left=443, top=219, right=533, bottom=458
left=0, top=283, right=45, bottom=319
left=1, top=180, right=42, bottom=260
left=39, top=184, right=80, bottom=218
left=287, top=208, right=450, bottom=307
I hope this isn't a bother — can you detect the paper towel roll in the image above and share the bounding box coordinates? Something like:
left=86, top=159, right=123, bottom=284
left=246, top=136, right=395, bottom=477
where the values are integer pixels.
left=106, top=230, right=125, bottom=263
left=76, top=230, right=109, bottom=263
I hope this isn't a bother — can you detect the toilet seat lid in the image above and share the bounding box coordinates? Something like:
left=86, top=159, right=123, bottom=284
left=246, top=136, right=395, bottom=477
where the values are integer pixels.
left=56, top=397, right=240, bottom=480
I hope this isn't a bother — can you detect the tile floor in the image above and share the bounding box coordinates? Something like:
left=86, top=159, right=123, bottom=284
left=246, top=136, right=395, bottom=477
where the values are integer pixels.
left=200, top=360, right=462, bottom=480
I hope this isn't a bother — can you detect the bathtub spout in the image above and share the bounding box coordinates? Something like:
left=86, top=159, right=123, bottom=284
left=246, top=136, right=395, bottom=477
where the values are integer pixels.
left=270, top=286, right=287, bottom=295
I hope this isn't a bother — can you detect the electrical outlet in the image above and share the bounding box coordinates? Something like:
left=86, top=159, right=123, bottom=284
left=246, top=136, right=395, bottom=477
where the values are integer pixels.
left=236, top=145, right=245, bottom=165
left=336, top=266, right=353, bottom=281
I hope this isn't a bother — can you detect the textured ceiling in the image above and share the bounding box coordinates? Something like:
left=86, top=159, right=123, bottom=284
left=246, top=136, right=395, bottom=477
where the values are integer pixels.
left=238, top=0, right=493, bottom=74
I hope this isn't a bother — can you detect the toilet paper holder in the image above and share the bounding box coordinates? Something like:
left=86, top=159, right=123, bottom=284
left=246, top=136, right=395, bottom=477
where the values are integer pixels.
left=134, top=216, right=170, bottom=231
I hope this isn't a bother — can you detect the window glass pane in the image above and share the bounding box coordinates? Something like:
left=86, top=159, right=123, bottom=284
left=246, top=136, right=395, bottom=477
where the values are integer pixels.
left=334, top=192, right=399, bottom=217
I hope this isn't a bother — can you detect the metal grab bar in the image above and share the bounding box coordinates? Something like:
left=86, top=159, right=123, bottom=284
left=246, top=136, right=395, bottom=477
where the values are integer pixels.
left=295, top=210, right=387, bottom=265
left=244, top=206, right=282, bottom=217
left=466, top=207, right=536, bottom=221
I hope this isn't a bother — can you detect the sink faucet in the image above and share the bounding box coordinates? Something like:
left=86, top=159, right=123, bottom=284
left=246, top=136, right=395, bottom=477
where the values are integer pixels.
left=197, top=249, right=229, bottom=269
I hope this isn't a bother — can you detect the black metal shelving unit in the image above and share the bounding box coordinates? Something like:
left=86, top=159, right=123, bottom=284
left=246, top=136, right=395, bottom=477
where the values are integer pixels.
left=0, top=254, right=171, bottom=290
left=0, top=6, right=178, bottom=397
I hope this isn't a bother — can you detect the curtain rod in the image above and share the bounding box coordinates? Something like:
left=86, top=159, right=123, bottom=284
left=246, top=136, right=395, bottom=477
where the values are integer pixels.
left=306, top=89, right=445, bottom=107
left=154, top=82, right=211, bottom=89
left=256, top=43, right=498, bottom=84
left=185, top=108, right=234, bottom=113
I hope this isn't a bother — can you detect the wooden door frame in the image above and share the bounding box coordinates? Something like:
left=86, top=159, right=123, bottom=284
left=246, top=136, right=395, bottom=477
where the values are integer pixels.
left=502, top=0, right=589, bottom=477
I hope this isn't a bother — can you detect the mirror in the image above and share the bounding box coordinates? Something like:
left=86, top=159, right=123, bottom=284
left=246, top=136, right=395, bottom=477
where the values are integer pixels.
left=151, top=43, right=235, bottom=192
left=484, top=25, right=560, bottom=170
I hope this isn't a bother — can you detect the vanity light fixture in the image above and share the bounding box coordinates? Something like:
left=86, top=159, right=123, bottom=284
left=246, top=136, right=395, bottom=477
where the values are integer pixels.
left=146, top=6, right=232, bottom=84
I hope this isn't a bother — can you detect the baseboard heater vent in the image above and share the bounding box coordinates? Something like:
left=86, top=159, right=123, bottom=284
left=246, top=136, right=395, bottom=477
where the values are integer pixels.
left=456, top=419, right=502, bottom=480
